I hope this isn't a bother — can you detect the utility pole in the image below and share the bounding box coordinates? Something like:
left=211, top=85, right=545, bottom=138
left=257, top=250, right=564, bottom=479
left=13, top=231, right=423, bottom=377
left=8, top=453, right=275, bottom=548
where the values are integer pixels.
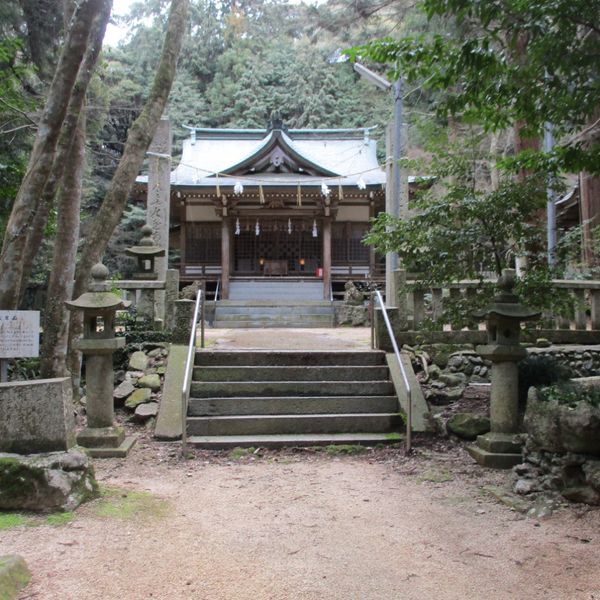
left=544, top=122, right=557, bottom=267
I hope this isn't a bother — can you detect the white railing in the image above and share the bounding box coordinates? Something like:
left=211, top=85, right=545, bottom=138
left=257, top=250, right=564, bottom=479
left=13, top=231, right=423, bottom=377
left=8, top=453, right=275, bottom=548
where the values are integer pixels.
left=181, top=290, right=205, bottom=457
left=373, top=290, right=412, bottom=453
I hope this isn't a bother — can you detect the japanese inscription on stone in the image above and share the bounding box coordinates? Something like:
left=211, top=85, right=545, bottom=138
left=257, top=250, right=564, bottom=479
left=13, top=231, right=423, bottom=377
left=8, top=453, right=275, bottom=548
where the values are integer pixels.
left=0, top=311, right=40, bottom=358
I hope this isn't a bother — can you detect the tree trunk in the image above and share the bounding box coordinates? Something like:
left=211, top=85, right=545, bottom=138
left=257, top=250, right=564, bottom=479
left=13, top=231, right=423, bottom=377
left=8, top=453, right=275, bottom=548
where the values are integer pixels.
left=0, top=0, right=104, bottom=309
left=18, top=1, right=111, bottom=303
left=72, top=0, right=189, bottom=299
left=40, top=109, right=86, bottom=378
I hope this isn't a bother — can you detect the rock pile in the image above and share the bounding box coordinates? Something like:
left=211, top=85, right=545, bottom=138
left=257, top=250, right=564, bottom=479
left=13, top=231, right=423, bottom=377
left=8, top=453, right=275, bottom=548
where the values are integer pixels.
left=113, top=343, right=169, bottom=424
left=513, top=386, right=600, bottom=506
left=416, top=346, right=492, bottom=407
left=336, top=281, right=368, bottom=326
left=529, top=347, right=600, bottom=378
left=514, top=441, right=600, bottom=506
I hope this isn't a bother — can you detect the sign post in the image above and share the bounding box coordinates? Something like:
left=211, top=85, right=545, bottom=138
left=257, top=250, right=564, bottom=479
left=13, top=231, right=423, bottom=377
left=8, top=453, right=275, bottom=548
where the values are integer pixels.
left=0, top=311, right=40, bottom=382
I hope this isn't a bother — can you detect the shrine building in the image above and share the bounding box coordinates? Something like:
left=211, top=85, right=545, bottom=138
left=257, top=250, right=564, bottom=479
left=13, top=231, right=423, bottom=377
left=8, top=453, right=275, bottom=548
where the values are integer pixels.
left=136, top=119, right=389, bottom=300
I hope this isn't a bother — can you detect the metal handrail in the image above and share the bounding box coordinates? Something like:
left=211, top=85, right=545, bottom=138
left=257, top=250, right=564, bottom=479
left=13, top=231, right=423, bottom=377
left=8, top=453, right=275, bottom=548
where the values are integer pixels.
left=181, top=289, right=205, bottom=457
left=373, top=289, right=412, bottom=453
left=214, top=277, right=221, bottom=304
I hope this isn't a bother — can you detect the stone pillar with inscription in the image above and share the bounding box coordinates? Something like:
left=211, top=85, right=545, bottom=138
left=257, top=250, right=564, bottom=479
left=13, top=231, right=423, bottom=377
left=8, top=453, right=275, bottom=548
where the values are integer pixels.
left=147, top=116, right=172, bottom=322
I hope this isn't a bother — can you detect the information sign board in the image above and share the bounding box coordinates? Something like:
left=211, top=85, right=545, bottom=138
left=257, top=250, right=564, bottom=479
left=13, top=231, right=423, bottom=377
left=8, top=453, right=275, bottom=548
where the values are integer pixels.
left=0, top=311, right=40, bottom=359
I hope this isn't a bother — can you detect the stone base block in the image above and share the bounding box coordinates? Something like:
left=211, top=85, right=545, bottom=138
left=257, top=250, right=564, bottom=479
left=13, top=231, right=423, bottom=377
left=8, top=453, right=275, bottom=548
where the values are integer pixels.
left=467, top=445, right=522, bottom=469
left=0, top=449, right=98, bottom=512
left=77, top=426, right=125, bottom=448
left=468, top=432, right=522, bottom=469
left=85, top=436, right=137, bottom=459
left=476, top=432, right=521, bottom=454
left=0, top=555, right=31, bottom=600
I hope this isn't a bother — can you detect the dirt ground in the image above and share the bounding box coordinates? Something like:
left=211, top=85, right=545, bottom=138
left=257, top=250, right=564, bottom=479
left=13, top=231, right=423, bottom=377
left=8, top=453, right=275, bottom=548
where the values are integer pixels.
left=2, top=328, right=600, bottom=600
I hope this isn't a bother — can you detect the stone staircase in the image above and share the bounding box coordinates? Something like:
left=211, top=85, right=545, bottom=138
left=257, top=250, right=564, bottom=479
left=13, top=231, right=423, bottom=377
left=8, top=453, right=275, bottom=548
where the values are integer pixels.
left=186, top=350, right=404, bottom=448
left=214, top=279, right=334, bottom=328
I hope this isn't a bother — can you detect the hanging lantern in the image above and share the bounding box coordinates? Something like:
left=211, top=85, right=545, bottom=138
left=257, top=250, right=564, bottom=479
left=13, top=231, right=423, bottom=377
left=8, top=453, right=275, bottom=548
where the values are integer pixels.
left=321, top=182, right=331, bottom=197
left=357, top=176, right=366, bottom=190
left=234, top=181, right=244, bottom=195
left=312, top=219, right=318, bottom=238
left=288, top=218, right=292, bottom=234
left=235, top=218, right=240, bottom=235
left=255, top=219, right=260, bottom=236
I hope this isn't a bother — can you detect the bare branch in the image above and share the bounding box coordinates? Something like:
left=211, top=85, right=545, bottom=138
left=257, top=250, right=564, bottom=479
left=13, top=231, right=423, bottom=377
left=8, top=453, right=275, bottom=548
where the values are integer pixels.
left=0, top=124, right=37, bottom=135
left=0, top=97, right=37, bottom=126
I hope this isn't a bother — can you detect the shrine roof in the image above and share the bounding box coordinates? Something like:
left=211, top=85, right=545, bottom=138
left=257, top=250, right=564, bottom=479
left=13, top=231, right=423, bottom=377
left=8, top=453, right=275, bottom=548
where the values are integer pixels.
left=138, top=125, right=388, bottom=189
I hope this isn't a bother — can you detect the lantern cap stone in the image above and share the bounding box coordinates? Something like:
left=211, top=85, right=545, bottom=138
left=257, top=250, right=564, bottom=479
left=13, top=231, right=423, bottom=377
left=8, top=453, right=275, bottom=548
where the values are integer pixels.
left=126, top=223, right=165, bottom=258
left=65, top=262, right=130, bottom=312
left=473, top=268, right=541, bottom=321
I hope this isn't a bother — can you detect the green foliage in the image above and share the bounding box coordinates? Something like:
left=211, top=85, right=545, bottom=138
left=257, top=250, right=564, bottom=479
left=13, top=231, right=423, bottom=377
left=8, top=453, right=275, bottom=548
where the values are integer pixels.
left=93, top=486, right=169, bottom=521
left=45, top=511, right=75, bottom=526
left=350, top=0, right=600, bottom=174
left=518, top=355, right=571, bottom=405
left=324, top=444, right=367, bottom=455
left=538, top=383, right=600, bottom=409
left=0, top=512, right=28, bottom=530
left=8, top=357, right=41, bottom=381
left=365, top=126, right=548, bottom=283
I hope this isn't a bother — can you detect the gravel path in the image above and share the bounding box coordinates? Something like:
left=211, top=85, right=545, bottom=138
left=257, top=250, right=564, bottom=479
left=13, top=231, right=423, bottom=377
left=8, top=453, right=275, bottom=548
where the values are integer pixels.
left=3, top=329, right=600, bottom=599
left=3, top=441, right=600, bottom=600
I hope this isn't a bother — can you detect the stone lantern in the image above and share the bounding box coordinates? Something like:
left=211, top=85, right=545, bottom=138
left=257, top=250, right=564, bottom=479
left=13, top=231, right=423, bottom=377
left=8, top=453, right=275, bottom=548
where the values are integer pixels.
left=126, top=224, right=165, bottom=326
left=126, top=224, right=165, bottom=280
left=468, top=269, right=540, bottom=468
left=66, top=263, right=136, bottom=457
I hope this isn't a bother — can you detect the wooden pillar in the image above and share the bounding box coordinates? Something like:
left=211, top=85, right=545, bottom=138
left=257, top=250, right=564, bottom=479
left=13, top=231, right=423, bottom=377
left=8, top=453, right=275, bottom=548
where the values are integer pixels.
left=323, top=217, right=331, bottom=300
left=369, top=199, right=376, bottom=277
left=580, top=172, right=600, bottom=267
left=221, top=217, right=230, bottom=300
left=179, top=196, right=186, bottom=276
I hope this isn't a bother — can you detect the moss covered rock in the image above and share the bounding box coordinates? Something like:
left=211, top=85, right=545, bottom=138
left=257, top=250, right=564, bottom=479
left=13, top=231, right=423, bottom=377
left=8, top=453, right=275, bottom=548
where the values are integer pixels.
left=0, top=555, right=31, bottom=600
left=125, top=388, right=152, bottom=409
left=447, top=412, right=490, bottom=440
left=0, top=450, right=98, bottom=512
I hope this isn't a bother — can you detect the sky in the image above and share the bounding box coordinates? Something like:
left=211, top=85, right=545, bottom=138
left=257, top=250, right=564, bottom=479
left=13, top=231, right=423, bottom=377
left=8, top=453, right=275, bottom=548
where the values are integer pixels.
left=104, top=0, right=141, bottom=47
left=103, top=0, right=325, bottom=46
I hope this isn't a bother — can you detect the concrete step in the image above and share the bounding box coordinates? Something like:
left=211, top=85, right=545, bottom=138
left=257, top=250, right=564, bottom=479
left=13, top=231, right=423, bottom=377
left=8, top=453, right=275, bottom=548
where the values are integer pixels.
left=190, top=380, right=395, bottom=398
left=188, top=395, right=399, bottom=416
left=186, top=432, right=404, bottom=449
left=193, top=366, right=390, bottom=382
left=213, top=319, right=333, bottom=328
left=187, top=413, right=402, bottom=436
left=215, top=305, right=333, bottom=315
left=195, top=350, right=387, bottom=367
left=229, top=281, right=324, bottom=301
left=217, top=300, right=331, bottom=307
left=214, top=313, right=333, bottom=323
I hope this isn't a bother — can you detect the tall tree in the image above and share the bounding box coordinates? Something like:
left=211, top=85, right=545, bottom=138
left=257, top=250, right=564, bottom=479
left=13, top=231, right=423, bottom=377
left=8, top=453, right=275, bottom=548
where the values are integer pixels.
left=20, top=2, right=112, bottom=302
left=39, top=4, right=112, bottom=378
left=73, top=0, right=189, bottom=299
left=0, top=0, right=107, bottom=309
